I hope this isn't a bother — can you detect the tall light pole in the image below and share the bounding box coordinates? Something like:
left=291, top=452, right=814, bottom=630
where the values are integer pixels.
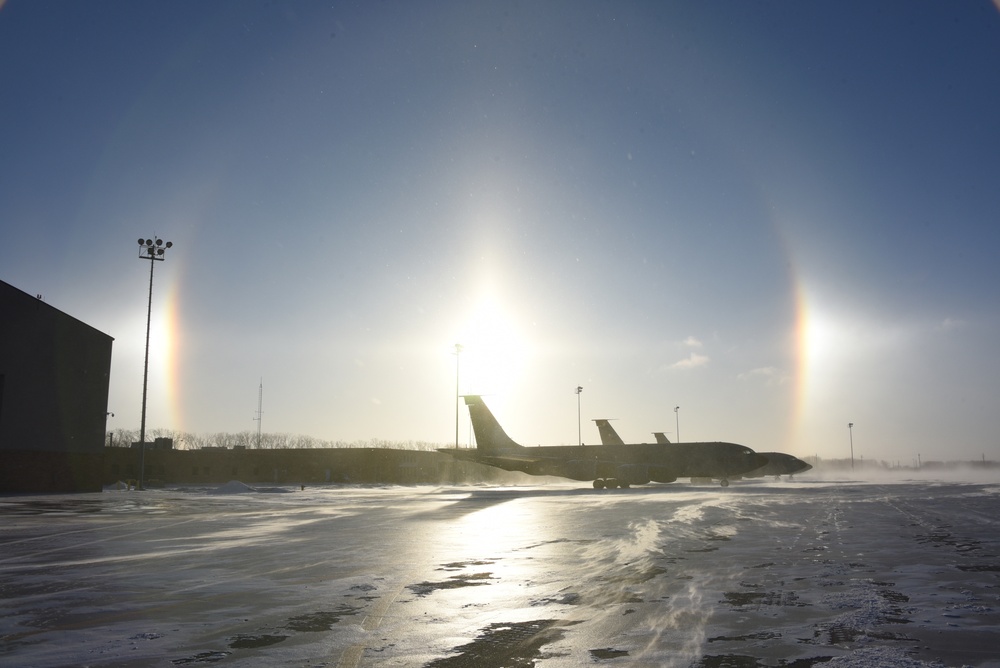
left=576, top=386, right=583, bottom=446
left=674, top=406, right=680, bottom=443
left=137, top=237, right=172, bottom=490
left=454, top=343, right=463, bottom=448
left=848, top=422, right=855, bottom=470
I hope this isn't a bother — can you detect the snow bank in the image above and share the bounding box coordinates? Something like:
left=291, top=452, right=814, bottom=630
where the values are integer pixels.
left=206, top=480, right=257, bottom=494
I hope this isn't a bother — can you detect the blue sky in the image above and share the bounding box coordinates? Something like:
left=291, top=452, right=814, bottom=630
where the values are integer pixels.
left=2, top=1, right=999, bottom=463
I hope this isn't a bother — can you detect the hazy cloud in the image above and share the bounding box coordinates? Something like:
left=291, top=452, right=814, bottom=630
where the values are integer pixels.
left=738, top=366, right=790, bottom=386
left=939, top=317, right=967, bottom=332
left=671, top=352, right=710, bottom=369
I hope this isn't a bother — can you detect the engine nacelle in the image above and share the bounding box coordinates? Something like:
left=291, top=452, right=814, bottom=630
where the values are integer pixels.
left=563, top=459, right=599, bottom=481
left=616, top=464, right=651, bottom=485
left=648, top=466, right=678, bottom=484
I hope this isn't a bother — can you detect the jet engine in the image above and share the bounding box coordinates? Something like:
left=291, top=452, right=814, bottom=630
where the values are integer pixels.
left=564, top=459, right=599, bottom=481
left=648, top=466, right=678, bottom=484
left=615, top=464, right=651, bottom=486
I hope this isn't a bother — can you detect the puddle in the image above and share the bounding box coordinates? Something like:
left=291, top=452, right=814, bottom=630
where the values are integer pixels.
left=424, top=619, right=566, bottom=667
left=439, top=560, right=495, bottom=571
left=531, top=592, right=581, bottom=606
left=286, top=605, right=361, bottom=632
left=172, top=650, right=231, bottom=664
left=408, top=572, right=494, bottom=597
left=227, top=633, right=288, bottom=649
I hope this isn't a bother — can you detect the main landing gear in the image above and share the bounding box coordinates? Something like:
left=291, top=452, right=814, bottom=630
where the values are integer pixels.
left=592, top=478, right=630, bottom=490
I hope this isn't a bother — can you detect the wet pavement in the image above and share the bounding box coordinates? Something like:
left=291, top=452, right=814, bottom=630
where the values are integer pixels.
left=2, top=479, right=1000, bottom=667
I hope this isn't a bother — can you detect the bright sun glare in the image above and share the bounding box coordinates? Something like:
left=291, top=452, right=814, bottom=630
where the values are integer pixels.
left=455, top=292, right=533, bottom=399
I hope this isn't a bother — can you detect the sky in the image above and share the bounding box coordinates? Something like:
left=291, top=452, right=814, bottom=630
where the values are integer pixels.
left=2, top=1, right=999, bottom=463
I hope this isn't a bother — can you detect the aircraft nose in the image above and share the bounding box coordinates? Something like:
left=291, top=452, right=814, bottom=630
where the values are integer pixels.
left=751, top=452, right=768, bottom=469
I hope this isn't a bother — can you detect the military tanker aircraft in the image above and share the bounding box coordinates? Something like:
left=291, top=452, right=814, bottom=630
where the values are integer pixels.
left=440, top=396, right=767, bottom=488
left=648, top=431, right=812, bottom=478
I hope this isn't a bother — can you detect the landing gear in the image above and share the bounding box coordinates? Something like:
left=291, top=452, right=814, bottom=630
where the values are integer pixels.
left=592, top=478, right=627, bottom=490
left=720, top=478, right=730, bottom=487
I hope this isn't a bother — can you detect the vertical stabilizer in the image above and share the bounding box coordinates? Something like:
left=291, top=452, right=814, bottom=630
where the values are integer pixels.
left=653, top=432, right=671, bottom=444
left=593, top=419, right=625, bottom=446
left=464, top=395, right=523, bottom=452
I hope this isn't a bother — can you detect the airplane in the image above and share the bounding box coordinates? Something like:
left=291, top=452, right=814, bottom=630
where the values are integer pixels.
left=440, top=395, right=768, bottom=488
left=652, top=430, right=811, bottom=479
left=742, top=452, right=812, bottom=478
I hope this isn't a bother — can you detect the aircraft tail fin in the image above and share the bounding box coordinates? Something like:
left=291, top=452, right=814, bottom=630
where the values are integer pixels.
left=653, top=432, right=671, bottom=444
left=593, top=419, right=625, bottom=446
left=464, top=395, right=523, bottom=452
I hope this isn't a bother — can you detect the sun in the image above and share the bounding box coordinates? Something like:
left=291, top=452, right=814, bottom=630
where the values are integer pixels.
left=455, top=292, right=533, bottom=400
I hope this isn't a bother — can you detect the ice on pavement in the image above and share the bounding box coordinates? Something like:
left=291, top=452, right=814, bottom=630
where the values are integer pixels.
left=2, top=475, right=999, bottom=667
left=207, top=480, right=258, bottom=494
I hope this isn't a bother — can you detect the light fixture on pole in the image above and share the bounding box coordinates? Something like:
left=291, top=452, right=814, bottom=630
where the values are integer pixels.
left=848, top=422, right=855, bottom=470
left=576, top=386, right=583, bottom=446
left=137, top=237, right=172, bottom=490
left=454, top=343, right=463, bottom=449
left=674, top=406, right=680, bottom=443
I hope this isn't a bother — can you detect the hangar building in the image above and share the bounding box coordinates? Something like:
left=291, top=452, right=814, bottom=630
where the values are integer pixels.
left=0, top=279, right=113, bottom=493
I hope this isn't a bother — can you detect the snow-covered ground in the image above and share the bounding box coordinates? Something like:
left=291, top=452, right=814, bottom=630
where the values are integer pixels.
left=2, top=474, right=999, bottom=667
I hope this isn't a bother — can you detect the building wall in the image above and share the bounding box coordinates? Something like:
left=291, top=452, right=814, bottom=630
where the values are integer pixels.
left=0, top=280, right=113, bottom=493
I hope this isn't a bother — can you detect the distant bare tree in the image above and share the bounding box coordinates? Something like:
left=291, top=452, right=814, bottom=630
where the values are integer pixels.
left=106, top=428, right=137, bottom=447
left=106, top=426, right=449, bottom=452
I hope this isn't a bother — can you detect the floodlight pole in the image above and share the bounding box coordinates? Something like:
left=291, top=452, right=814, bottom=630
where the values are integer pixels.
left=454, top=343, right=463, bottom=448
left=576, top=386, right=583, bottom=446
left=137, top=237, right=172, bottom=490
left=848, top=422, right=855, bottom=470
left=674, top=406, right=680, bottom=443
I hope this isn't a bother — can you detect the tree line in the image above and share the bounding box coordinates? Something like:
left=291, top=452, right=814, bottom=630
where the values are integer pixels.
left=105, top=428, right=446, bottom=451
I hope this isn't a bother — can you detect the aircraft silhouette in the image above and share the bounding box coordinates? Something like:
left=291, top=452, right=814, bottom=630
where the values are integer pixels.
left=741, top=452, right=813, bottom=478
left=645, top=427, right=812, bottom=479
left=441, top=396, right=767, bottom=488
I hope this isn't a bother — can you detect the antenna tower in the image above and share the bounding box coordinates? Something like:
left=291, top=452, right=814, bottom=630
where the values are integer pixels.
left=254, top=378, right=263, bottom=449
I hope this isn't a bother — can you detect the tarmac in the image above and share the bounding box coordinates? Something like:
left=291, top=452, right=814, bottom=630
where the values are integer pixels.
left=2, top=476, right=999, bottom=667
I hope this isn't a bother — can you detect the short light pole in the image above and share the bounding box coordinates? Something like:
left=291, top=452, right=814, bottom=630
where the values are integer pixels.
left=137, top=237, right=172, bottom=490
left=848, top=422, right=855, bottom=470
left=576, top=386, right=583, bottom=446
left=454, top=343, right=463, bottom=448
left=674, top=406, right=680, bottom=443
